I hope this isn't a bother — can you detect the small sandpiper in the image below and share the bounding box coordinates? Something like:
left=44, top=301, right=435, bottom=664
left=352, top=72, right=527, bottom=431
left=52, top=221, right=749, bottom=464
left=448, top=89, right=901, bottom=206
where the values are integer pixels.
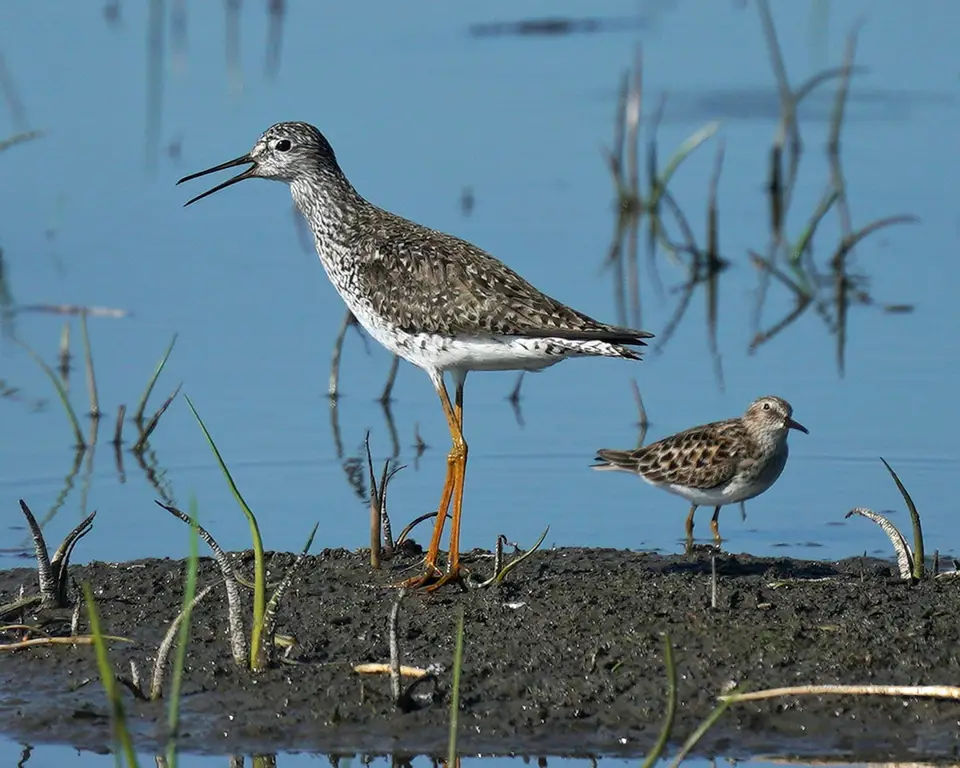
left=592, top=395, right=807, bottom=548
left=177, top=121, right=653, bottom=590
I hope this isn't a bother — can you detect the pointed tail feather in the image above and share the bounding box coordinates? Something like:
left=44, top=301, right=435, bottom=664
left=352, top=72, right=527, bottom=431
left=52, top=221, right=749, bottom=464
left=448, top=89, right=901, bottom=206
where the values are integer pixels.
left=591, top=448, right=640, bottom=472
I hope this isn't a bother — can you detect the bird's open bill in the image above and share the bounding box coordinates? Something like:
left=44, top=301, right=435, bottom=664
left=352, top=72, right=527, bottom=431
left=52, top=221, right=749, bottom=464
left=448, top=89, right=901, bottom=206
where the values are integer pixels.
left=177, top=154, right=256, bottom=207
left=787, top=417, right=809, bottom=434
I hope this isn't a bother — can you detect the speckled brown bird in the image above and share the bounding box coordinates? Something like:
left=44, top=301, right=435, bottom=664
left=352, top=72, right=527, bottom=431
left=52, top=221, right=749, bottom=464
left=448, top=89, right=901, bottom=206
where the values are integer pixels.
left=177, top=121, right=654, bottom=590
left=593, top=396, right=807, bottom=547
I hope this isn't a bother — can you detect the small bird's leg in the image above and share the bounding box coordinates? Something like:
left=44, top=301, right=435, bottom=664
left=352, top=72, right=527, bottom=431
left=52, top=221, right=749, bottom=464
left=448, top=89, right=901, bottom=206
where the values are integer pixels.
left=710, top=506, right=723, bottom=545
left=429, top=373, right=468, bottom=590
left=684, top=504, right=698, bottom=547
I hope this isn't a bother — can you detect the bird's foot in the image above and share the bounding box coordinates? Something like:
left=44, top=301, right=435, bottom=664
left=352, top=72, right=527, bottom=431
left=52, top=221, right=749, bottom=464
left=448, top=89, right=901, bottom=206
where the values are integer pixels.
left=685, top=538, right=723, bottom=556
left=425, top=563, right=466, bottom=592
left=393, top=561, right=443, bottom=589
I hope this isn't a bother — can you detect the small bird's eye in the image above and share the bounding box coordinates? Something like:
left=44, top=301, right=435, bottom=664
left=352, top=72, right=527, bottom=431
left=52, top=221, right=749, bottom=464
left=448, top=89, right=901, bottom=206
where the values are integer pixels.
left=276, top=139, right=292, bottom=152
left=762, top=402, right=771, bottom=410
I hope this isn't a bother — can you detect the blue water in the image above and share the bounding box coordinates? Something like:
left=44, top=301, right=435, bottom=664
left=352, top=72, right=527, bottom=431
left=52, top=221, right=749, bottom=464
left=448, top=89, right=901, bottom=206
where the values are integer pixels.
left=1, top=0, right=958, bottom=759
left=0, top=751, right=853, bottom=768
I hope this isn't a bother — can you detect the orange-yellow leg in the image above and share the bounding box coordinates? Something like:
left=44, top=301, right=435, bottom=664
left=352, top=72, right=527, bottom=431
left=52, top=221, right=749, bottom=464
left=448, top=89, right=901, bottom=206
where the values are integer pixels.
left=710, top=505, right=723, bottom=545
left=400, top=372, right=467, bottom=589
left=428, top=376, right=468, bottom=590
left=397, top=456, right=455, bottom=587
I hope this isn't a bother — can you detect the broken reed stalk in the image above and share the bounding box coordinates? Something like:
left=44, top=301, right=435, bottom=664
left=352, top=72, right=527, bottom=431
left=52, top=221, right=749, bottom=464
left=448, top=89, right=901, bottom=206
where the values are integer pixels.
left=133, top=333, right=177, bottom=426
left=58, top=321, right=71, bottom=385
left=365, top=433, right=405, bottom=567
left=365, top=432, right=382, bottom=568
left=845, top=507, right=913, bottom=580
left=17, top=337, right=86, bottom=449
left=395, top=511, right=442, bottom=548
left=158, top=501, right=247, bottom=666
left=389, top=588, right=405, bottom=707
left=722, top=684, right=960, bottom=703
left=133, top=382, right=182, bottom=453
left=112, top=404, right=126, bottom=446
left=152, top=585, right=212, bottom=701
left=669, top=677, right=960, bottom=763
left=78, top=309, right=100, bottom=419
left=710, top=556, right=718, bottom=609
left=14, top=499, right=95, bottom=610
left=0, top=635, right=129, bottom=651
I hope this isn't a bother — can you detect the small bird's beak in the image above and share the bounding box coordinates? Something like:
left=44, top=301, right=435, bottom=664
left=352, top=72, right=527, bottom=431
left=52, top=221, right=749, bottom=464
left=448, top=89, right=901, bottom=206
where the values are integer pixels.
left=177, top=154, right=256, bottom=207
left=786, top=417, right=809, bottom=434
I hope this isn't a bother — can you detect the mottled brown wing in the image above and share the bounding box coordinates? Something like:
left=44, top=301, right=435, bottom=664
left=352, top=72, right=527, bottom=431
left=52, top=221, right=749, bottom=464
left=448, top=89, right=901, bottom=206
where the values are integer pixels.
left=631, top=419, right=754, bottom=489
left=355, top=213, right=651, bottom=345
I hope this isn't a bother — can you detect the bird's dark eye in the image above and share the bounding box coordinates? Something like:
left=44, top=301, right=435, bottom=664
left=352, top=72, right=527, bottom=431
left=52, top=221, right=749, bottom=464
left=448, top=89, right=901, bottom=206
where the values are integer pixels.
left=762, top=402, right=771, bottom=410
left=276, top=139, right=292, bottom=152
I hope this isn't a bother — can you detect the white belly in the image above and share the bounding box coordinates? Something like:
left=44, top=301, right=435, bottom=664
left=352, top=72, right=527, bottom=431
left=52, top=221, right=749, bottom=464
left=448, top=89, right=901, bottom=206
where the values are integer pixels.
left=648, top=448, right=789, bottom=508
left=341, top=292, right=608, bottom=375
left=317, top=244, right=625, bottom=375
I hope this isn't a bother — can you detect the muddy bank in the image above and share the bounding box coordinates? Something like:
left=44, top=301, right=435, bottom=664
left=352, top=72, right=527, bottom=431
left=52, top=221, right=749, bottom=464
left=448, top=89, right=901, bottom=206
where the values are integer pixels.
left=2, top=547, right=960, bottom=760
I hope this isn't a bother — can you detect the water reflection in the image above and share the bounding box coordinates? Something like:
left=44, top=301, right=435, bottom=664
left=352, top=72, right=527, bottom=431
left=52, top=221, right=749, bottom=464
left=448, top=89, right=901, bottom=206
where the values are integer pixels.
left=4, top=319, right=179, bottom=553
left=468, top=14, right=652, bottom=39
left=601, top=6, right=919, bottom=389
left=11, top=744, right=944, bottom=767
left=747, top=18, right=917, bottom=375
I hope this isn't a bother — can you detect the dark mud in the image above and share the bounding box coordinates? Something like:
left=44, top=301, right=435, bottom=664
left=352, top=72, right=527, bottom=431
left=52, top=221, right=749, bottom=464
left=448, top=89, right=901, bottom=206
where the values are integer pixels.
left=2, top=547, right=960, bottom=761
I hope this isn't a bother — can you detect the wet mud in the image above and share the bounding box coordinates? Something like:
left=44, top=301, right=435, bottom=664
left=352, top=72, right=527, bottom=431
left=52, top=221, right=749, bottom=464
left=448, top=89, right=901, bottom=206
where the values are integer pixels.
left=2, top=547, right=960, bottom=760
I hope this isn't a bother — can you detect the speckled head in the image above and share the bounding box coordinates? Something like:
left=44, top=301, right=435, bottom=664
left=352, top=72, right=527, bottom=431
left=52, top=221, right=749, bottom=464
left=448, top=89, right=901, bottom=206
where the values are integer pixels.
left=744, top=395, right=808, bottom=437
left=176, top=121, right=338, bottom=206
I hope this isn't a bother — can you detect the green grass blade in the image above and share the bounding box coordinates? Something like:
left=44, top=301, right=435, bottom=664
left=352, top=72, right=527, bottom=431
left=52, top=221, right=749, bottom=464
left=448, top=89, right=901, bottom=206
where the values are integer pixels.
left=184, top=394, right=265, bottom=669
left=790, top=187, right=839, bottom=269
left=652, top=121, right=721, bottom=204
left=165, top=497, right=200, bottom=766
left=17, top=337, right=86, bottom=449
left=82, top=582, right=139, bottom=768
left=641, top=633, right=677, bottom=768
left=881, top=457, right=925, bottom=580
left=133, top=382, right=182, bottom=453
left=667, top=700, right=730, bottom=768
left=447, top=609, right=465, bottom=768
left=134, top=334, right=178, bottom=425
left=494, top=525, right=549, bottom=584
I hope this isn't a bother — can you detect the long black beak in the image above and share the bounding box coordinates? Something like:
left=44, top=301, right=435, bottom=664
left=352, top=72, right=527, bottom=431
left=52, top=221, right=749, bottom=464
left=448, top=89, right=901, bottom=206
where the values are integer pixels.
left=787, top=417, right=809, bottom=434
left=176, top=154, right=256, bottom=207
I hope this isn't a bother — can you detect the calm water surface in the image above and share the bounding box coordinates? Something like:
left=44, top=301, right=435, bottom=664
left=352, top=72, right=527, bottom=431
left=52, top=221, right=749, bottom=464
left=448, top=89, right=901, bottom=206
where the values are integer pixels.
left=0, top=751, right=873, bottom=768
left=0, top=0, right=958, bottom=760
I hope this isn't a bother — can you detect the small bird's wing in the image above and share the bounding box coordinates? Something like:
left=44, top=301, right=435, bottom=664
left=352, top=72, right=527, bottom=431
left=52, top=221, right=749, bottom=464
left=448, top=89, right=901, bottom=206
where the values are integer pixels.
left=595, top=419, right=754, bottom=489
left=355, top=212, right=652, bottom=348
